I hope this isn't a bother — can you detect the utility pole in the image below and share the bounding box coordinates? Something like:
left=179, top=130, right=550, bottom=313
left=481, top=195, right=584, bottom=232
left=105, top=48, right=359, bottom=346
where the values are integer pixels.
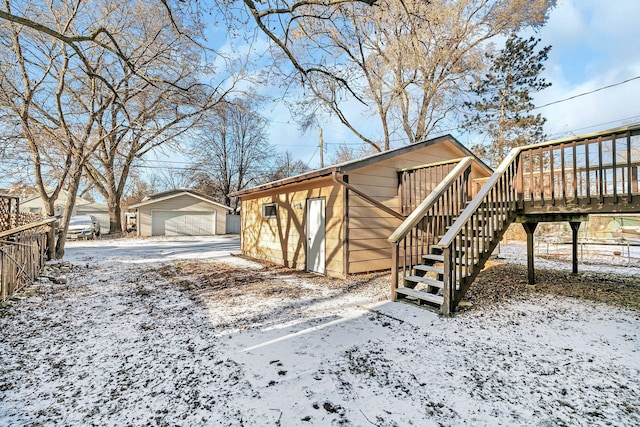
left=319, top=127, right=324, bottom=168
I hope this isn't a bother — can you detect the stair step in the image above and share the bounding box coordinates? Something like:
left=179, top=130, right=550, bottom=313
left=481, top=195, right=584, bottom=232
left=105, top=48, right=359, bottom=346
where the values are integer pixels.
left=395, top=287, right=444, bottom=306
left=414, top=265, right=467, bottom=281
left=423, top=253, right=444, bottom=263
left=405, top=275, right=444, bottom=289
left=414, top=264, right=443, bottom=275
left=423, top=253, right=478, bottom=266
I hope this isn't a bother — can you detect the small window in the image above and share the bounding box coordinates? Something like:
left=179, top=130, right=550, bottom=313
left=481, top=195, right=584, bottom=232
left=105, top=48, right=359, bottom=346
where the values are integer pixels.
left=262, top=203, right=277, bottom=218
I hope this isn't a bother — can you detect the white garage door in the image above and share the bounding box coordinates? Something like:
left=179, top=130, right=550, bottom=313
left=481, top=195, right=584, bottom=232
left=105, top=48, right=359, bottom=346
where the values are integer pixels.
left=151, top=211, right=216, bottom=236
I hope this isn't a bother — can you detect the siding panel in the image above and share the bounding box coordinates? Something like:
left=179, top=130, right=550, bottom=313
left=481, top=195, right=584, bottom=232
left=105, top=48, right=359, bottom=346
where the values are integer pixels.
left=241, top=177, right=344, bottom=277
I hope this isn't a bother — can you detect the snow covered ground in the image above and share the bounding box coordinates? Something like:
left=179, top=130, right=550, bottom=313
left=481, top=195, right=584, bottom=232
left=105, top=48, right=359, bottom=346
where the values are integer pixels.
left=1, top=236, right=638, bottom=426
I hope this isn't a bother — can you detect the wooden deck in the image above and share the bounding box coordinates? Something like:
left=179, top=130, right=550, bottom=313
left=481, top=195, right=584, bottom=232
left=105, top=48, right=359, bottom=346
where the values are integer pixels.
left=389, top=125, right=640, bottom=315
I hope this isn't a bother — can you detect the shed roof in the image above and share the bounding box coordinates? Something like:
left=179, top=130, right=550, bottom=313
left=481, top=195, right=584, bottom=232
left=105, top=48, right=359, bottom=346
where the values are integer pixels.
left=129, top=188, right=232, bottom=211
left=231, top=134, right=491, bottom=197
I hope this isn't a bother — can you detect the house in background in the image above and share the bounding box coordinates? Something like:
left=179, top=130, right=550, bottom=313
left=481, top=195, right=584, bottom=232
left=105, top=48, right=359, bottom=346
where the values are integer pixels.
left=130, top=189, right=232, bottom=237
left=19, top=190, right=110, bottom=235
left=231, top=134, right=492, bottom=278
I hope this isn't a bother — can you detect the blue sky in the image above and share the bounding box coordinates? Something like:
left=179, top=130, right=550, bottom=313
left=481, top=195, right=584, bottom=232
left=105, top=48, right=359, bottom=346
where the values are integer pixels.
left=256, top=0, right=640, bottom=168
left=5, top=0, right=639, bottom=190
left=531, top=0, right=640, bottom=137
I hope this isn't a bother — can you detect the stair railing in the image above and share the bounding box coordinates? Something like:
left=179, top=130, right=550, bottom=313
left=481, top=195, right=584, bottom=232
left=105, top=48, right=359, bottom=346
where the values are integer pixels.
left=388, top=157, right=473, bottom=300
left=438, top=149, right=522, bottom=315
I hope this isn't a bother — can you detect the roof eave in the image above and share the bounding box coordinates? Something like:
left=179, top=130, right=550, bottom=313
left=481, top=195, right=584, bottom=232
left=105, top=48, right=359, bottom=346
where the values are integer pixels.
left=230, top=167, right=338, bottom=198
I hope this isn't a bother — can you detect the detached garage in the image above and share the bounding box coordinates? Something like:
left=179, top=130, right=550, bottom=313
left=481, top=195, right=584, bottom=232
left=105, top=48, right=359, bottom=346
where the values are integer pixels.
left=130, top=189, right=231, bottom=237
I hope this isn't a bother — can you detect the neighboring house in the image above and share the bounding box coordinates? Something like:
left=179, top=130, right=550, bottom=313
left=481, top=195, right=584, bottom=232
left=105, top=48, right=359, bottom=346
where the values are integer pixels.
left=19, top=190, right=110, bottom=235
left=129, top=189, right=231, bottom=237
left=231, top=134, right=493, bottom=278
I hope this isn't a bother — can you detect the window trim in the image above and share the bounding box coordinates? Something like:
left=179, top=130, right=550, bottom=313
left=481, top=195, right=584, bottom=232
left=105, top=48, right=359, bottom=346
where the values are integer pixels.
left=262, top=203, right=277, bottom=219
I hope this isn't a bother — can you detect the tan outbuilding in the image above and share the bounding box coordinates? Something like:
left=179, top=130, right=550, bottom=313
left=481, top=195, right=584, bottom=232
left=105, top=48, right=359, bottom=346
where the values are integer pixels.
left=231, top=135, right=492, bottom=278
left=130, top=189, right=231, bottom=237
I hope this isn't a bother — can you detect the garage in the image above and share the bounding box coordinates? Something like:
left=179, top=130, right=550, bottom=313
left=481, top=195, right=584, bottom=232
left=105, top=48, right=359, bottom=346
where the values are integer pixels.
left=130, top=189, right=231, bottom=237
left=151, top=211, right=216, bottom=236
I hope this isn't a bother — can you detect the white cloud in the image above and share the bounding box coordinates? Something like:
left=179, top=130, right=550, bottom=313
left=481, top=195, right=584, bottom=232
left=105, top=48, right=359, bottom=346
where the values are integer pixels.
left=532, top=0, right=640, bottom=138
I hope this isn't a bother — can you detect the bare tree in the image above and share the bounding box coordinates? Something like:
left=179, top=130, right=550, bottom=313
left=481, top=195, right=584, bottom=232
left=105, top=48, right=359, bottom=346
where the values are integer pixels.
left=328, top=143, right=375, bottom=165
left=1, top=0, right=240, bottom=246
left=0, top=0, right=119, bottom=257
left=271, top=0, right=556, bottom=151
left=80, top=1, right=234, bottom=233
left=188, top=98, right=271, bottom=210
left=267, top=151, right=311, bottom=181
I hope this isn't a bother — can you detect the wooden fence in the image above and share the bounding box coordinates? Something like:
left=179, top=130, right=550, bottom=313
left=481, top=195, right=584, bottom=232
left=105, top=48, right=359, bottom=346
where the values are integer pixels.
left=0, top=217, right=57, bottom=301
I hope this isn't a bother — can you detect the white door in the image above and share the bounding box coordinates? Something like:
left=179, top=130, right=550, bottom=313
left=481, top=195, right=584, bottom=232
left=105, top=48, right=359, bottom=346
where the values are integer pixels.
left=306, top=198, right=325, bottom=274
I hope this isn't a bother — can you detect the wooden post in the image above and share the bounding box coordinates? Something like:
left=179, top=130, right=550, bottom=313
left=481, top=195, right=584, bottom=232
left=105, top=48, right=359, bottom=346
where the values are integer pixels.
left=390, top=244, right=399, bottom=300
left=569, top=221, right=581, bottom=274
left=522, top=222, right=538, bottom=286
left=442, top=247, right=452, bottom=316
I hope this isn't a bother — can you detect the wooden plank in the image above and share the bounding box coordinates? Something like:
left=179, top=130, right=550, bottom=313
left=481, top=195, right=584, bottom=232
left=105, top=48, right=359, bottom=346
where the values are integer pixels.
left=348, top=238, right=391, bottom=251
left=423, top=253, right=444, bottom=262
left=414, top=264, right=444, bottom=275
left=572, top=142, right=578, bottom=201
left=0, top=217, right=58, bottom=239
left=348, top=173, right=400, bottom=188
left=538, top=146, right=544, bottom=205
left=349, top=216, right=403, bottom=229
left=348, top=259, right=393, bottom=273
left=404, top=275, right=444, bottom=288
left=597, top=137, right=604, bottom=203
left=395, top=287, right=444, bottom=305
left=585, top=140, right=591, bottom=202
left=348, top=248, right=392, bottom=262
left=549, top=147, right=555, bottom=205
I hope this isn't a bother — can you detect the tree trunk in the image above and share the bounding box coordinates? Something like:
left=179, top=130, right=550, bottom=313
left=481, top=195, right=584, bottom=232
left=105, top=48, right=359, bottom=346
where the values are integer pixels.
left=44, top=198, right=57, bottom=260
left=108, top=199, right=122, bottom=234
left=55, top=163, right=84, bottom=259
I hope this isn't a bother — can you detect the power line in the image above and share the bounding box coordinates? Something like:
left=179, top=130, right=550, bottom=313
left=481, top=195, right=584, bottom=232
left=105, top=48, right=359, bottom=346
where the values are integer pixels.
left=534, top=75, right=640, bottom=110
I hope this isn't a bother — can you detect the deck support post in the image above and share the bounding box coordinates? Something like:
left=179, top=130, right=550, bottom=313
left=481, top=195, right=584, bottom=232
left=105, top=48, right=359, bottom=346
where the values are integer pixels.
left=569, top=221, right=581, bottom=274
left=522, top=222, right=538, bottom=286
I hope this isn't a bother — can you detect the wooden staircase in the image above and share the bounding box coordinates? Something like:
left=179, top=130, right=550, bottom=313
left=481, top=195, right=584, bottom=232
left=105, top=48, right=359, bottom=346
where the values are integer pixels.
left=389, top=125, right=640, bottom=315
left=394, top=201, right=514, bottom=312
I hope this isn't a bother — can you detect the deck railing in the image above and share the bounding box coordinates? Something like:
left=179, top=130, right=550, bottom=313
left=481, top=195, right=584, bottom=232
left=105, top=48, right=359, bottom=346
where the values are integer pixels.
left=519, top=129, right=640, bottom=210
left=0, top=217, right=58, bottom=301
left=436, top=125, right=640, bottom=315
left=398, top=158, right=465, bottom=215
left=389, top=158, right=472, bottom=298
